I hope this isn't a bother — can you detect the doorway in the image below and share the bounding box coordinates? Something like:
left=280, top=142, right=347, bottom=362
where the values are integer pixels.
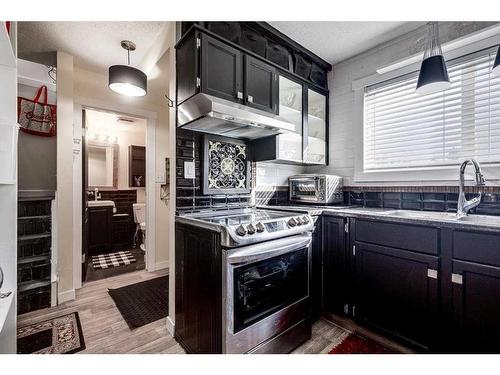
left=82, top=108, right=148, bottom=282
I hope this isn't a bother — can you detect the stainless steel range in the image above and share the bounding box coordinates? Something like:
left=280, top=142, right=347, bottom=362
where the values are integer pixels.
left=176, top=207, right=314, bottom=354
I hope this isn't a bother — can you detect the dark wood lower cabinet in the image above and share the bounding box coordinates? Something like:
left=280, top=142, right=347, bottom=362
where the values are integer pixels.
left=310, top=216, right=323, bottom=320
left=321, top=216, right=500, bottom=352
left=322, top=216, right=349, bottom=316
left=451, top=260, right=500, bottom=353
left=87, top=206, right=113, bottom=256
left=354, top=242, right=439, bottom=349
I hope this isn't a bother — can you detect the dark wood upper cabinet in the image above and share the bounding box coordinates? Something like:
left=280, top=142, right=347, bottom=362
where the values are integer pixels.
left=176, top=31, right=199, bottom=105
left=244, top=55, right=277, bottom=114
left=129, top=145, right=145, bottom=187
left=323, top=216, right=349, bottom=316
left=201, top=34, right=243, bottom=103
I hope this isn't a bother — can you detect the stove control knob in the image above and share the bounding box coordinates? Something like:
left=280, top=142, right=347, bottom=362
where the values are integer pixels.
left=302, top=216, right=310, bottom=224
left=295, top=217, right=303, bottom=226
left=255, top=222, right=265, bottom=233
left=247, top=223, right=256, bottom=235
left=236, top=224, right=247, bottom=236
left=287, top=218, right=297, bottom=227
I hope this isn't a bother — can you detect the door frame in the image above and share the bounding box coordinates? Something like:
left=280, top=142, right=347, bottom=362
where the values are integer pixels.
left=73, top=100, right=157, bottom=289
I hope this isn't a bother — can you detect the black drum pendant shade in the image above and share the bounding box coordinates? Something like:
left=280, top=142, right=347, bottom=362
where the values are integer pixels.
left=492, top=46, right=500, bottom=76
left=416, top=22, right=450, bottom=95
left=108, top=40, right=147, bottom=97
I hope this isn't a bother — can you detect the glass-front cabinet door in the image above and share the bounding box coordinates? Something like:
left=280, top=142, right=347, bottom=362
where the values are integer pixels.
left=277, top=75, right=303, bottom=162
left=305, top=89, right=327, bottom=164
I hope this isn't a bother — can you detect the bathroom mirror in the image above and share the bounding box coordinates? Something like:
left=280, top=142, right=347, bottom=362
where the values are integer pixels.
left=87, top=141, right=118, bottom=188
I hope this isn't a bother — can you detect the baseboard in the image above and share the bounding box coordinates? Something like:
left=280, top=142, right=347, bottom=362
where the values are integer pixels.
left=155, top=260, right=169, bottom=271
left=58, top=289, right=75, bottom=304
left=166, top=316, right=175, bottom=337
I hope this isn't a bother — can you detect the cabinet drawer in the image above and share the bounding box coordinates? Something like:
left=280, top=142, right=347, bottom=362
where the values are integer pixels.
left=453, top=230, right=500, bottom=267
left=355, top=219, right=439, bottom=255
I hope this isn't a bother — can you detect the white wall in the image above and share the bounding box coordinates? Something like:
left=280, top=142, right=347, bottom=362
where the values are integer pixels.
left=85, top=109, right=147, bottom=202
left=305, top=22, right=499, bottom=186
left=256, top=162, right=305, bottom=188
left=56, top=51, right=75, bottom=303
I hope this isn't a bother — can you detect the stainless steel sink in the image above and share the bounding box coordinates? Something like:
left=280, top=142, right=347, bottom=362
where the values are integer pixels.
left=455, top=215, right=500, bottom=226
left=384, top=210, right=458, bottom=221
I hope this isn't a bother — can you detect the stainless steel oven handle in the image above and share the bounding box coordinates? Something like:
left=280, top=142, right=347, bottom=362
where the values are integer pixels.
left=226, top=234, right=312, bottom=265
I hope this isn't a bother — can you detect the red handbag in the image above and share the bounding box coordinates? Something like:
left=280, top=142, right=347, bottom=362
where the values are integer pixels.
left=18, top=85, right=57, bottom=137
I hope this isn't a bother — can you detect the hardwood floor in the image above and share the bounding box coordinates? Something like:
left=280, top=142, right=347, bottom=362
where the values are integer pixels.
left=17, top=269, right=405, bottom=354
left=17, top=269, right=184, bottom=354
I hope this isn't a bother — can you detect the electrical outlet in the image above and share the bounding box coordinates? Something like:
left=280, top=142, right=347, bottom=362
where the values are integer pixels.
left=184, top=161, right=195, bottom=179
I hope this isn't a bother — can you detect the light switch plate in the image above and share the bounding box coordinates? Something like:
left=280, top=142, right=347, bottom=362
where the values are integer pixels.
left=156, top=173, right=166, bottom=184
left=184, top=161, right=195, bottom=179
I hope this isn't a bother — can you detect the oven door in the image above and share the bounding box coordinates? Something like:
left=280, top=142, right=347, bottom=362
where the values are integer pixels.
left=289, top=177, right=322, bottom=203
left=223, top=234, right=311, bottom=353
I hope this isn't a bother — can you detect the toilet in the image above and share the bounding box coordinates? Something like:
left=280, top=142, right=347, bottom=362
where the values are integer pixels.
left=132, top=203, right=146, bottom=252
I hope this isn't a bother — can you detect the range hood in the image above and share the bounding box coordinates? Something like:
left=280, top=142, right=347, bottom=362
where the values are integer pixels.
left=177, top=93, right=295, bottom=140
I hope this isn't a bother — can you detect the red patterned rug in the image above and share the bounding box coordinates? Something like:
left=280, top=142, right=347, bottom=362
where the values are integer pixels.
left=17, top=312, right=86, bottom=354
left=329, top=334, right=394, bottom=354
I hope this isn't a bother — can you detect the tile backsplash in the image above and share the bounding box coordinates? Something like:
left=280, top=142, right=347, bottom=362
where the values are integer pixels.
left=176, top=128, right=253, bottom=213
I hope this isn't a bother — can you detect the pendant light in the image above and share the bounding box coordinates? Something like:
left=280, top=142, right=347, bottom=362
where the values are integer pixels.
left=492, top=45, right=500, bottom=76
left=108, top=40, right=147, bottom=97
left=416, top=22, right=450, bottom=95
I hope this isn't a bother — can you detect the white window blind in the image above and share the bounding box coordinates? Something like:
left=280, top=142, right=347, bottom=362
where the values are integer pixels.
left=364, top=47, right=500, bottom=172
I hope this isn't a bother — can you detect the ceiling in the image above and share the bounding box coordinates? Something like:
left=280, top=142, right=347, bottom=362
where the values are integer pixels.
left=269, top=21, right=426, bottom=64
left=18, top=22, right=166, bottom=72
left=85, top=108, right=146, bottom=136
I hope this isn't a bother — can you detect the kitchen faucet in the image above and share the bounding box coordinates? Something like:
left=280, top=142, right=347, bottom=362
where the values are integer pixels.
left=457, top=159, right=486, bottom=218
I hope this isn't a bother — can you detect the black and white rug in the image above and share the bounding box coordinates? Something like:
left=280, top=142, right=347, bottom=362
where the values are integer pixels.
left=91, top=251, right=136, bottom=270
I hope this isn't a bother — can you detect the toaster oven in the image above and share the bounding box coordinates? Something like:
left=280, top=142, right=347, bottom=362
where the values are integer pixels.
left=289, top=174, right=343, bottom=204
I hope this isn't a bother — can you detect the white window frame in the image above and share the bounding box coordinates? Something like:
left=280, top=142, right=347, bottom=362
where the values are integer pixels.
left=352, top=37, right=500, bottom=184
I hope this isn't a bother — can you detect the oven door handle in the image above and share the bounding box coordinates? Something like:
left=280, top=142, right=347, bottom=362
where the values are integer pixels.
left=226, top=234, right=312, bottom=265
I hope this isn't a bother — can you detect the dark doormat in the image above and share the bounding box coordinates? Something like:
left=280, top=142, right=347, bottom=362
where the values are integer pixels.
left=108, top=276, right=169, bottom=329
left=17, top=312, right=86, bottom=354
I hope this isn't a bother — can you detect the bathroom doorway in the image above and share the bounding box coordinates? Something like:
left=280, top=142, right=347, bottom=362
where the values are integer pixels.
left=82, top=108, right=148, bottom=282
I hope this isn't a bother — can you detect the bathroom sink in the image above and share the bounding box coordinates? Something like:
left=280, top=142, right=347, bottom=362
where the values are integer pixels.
left=87, top=200, right=117, bottom=213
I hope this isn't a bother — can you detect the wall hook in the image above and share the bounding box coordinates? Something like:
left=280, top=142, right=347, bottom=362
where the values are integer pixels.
left=165, top=94, right=175, bottom=108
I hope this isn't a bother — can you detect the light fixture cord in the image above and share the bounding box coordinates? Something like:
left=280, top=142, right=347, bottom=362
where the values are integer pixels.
left=127, top=48, right=131, bottom=65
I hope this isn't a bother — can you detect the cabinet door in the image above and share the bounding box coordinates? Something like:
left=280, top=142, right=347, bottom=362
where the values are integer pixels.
left=451, top=260, right=500, bottom=352
left=277, top=75, right=303, bottom=162
left=323, top=216, right=348, bottom=316
left=88, top=207, right=113, bottom=255
left=244, top=55, right=277, bottom=114
left=355, top=242, right=439, bottom=348
left=311, top=216, right=323, bottom=320
left=305, top=89, right=327, bottom=165
left=201, top=34, right=243, bottom=102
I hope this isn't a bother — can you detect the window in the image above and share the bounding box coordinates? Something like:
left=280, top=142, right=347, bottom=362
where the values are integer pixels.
left=364, top=47, right=500, bottom=172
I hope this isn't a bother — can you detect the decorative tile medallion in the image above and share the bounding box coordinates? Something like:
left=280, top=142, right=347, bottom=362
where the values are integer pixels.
left=204, top=136, right=250, bottom=194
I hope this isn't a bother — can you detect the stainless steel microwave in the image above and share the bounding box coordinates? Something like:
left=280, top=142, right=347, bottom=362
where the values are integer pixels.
left=289, top=174, right=343, bottom=204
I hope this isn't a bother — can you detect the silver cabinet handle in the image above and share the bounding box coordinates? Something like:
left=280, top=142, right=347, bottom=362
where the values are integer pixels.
left=427, top=269, right=438, bottom=279
left=247, top=95, right=253, bottom=103
left=237, top=91, right=243, bottom=100
left=452, top=273, right=463, bottom=285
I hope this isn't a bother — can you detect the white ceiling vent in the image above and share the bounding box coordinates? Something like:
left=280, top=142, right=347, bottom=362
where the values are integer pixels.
left=116, top=117, right=136, bottom=124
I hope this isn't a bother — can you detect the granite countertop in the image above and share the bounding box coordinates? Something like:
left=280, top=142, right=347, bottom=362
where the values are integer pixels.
left=259, top=205, right=500, bottom=233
